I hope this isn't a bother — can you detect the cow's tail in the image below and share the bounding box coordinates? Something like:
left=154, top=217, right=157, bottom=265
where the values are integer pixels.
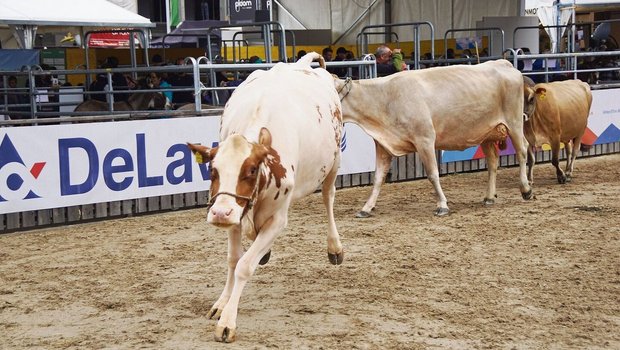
left=498, top=140, right=508, bottom=150
left=296, top=51, right=325, bottom=69
left=580, top=143, right=593, bottom=152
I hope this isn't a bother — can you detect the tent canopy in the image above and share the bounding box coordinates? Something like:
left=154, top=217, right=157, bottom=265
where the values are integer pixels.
left=0, top=0, right=154, bottom=28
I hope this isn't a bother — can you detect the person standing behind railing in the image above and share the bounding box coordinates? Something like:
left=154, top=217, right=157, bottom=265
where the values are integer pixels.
left=375, top=45, right=407, bottom=77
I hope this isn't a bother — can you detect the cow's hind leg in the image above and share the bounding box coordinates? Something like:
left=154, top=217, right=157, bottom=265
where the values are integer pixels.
left=481, top=141, right=499, bottom=205
left=417, top=146, right=449, bottom=216
left=550, top=139, right=567, bottom=184
left=508, top=128, right=533, bottom=200
left=527, top=145, right=536, bottom=185
left=357, top=141, right=393, bottom=218
left=214, top=215, right=285, bottom=343
left=322, top=160, right=344, bottom=265
left=209, top=225, right=243, bottom=321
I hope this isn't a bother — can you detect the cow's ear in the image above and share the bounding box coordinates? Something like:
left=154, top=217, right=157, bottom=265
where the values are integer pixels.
left=187, top=143, right=215, bottom=164
left=258, top=127, right=272, bottom=148
left=535, top=87, right=547, bottom=100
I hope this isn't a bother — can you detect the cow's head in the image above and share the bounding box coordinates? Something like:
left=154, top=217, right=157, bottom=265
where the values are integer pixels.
left=187, top=128, right=271, bottom=227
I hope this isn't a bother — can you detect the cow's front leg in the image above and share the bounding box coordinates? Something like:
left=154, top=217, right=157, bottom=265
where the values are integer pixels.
left=417, top=145, right=449, bottom=215
left=550, top=139, right=567, bottom=184
left=357, top=141, right=392, bottom=218
left=214, top=215, right=285, bottom=343
left=209, top=225, right=243, bottom=320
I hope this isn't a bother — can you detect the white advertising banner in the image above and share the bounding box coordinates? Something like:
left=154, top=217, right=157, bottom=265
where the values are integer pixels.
left=338, top=123, right=375, bottom=175
left=1, top=117, right=376, bottom=214
left=0, top=117, right=220, bottom=214
left=589, top=89, right=620, bottom=137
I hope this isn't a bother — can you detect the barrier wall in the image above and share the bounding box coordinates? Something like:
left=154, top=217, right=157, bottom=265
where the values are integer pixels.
left=1, top=88, right=619, bottom=233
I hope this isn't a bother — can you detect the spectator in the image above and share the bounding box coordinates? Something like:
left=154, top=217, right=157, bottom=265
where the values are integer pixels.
left=105, top=56, right=129, bottom=102
left=168, top=57, right=195, bottom=106
left=296, top=49, right=307, bottom=61
left=149, top=72, right=173, bottom=110
left=322, top=47, right=333, bottom=62
left=375, top=45, right=407, bottom=77
left=5, top=75, right=28, bottom=120
left=329, top=47, right=349, bottom=77
left=151, top=54, right=164, bottom=66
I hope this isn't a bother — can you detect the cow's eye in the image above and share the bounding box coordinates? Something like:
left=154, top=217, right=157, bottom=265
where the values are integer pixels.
left=248, top=166, right=258, bottom=177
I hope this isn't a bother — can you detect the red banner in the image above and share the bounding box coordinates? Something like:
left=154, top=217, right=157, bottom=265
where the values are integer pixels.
left=88, top=32, right=136, bottom=48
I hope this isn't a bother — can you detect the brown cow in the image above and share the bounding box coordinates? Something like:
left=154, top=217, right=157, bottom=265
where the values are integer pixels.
left=523, top=79, right=593, bottom=184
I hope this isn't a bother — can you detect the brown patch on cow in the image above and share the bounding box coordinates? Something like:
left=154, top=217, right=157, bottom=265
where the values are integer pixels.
left=234, top=144, right=269, bottom=207
left=264, top=147, right=287, bottom=189
left=274, top=191, right=280, bottom=200
left=291, top=165, right=295, bottom=172
left=333, top=107, right=342, bottom=122
left=209, top=167, right=220, bottom=201
left=284, top=188, right=289, bottom=195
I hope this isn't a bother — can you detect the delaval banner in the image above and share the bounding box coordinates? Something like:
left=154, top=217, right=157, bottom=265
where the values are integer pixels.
left=1, top=118, right=375, bottom=214
left=0, top=117, right=220, bottom=214
left=339, top=123, right=376, bottom=175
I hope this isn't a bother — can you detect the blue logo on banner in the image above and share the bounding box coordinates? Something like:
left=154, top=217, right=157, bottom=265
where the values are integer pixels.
left=0, top=134, right=46, bottom=202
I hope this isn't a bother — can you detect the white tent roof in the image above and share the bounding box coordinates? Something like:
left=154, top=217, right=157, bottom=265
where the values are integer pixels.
left=0, top=0, right=154, bottom=28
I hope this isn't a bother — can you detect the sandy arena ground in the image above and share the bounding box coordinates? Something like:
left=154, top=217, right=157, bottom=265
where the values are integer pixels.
left=1, top=154, right=619, bottom=349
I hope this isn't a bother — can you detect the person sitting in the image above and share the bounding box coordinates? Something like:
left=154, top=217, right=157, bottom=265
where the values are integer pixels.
left=149, top=72, right=173, bottom=110
left=375, top=45, right=407, bottom=77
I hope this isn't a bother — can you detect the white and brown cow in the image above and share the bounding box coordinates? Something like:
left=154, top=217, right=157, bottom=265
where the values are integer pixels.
left=523, top=79, right=593, bottom=184
left=334, top=59, right=533, bottom=218
left=187, top=52, right=344, bottom=342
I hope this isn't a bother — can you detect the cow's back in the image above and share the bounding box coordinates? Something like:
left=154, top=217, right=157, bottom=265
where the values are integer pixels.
left=221, top=63, right=342, bottom=198
left=355, top=59, right=524, bottom=152
left=533, top=80, right=592, bottom=143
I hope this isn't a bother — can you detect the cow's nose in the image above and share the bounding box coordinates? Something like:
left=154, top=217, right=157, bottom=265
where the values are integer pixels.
left=210, top=207, right=233, bottom=220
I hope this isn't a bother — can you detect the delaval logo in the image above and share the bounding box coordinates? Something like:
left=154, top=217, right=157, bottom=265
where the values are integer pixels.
left=340, top=129, right=347, bottom=152
left=0, top=134, right=46, bottom=202
left=57, top=134, right=213, bottom=196
left=234, top=0, right=254, bottom=12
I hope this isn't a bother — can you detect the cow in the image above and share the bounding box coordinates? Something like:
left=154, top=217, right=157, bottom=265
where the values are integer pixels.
left=187, top=52, right=344, bottom=342
left=334, top=59, right=533, bottom=218
left=523, top=79, right=593, bottom=184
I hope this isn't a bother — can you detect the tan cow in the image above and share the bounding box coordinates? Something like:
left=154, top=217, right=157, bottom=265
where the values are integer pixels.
left=335, top=59, right=533, bottom=217
left=187, top=52, right=344, bottom=342
left=523, top=79, right=593, bottom=184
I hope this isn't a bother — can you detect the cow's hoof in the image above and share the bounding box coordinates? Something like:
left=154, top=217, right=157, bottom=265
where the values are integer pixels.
left=259, top=250, right=271, bottom=265
left=557, top=175, right=567, bottom=184
left=328, top=251, right=344, bottom=265
left=355, top=210, right=371, bottom=218
left=522, top=189, right=533, bottom=200
left=565, top=175, right=572, bottom=183
left=483, top=198, right=495, bottom=205
left=215, top=325, right=236, bottom=343
left=434, top=207, right=450, bottom=216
